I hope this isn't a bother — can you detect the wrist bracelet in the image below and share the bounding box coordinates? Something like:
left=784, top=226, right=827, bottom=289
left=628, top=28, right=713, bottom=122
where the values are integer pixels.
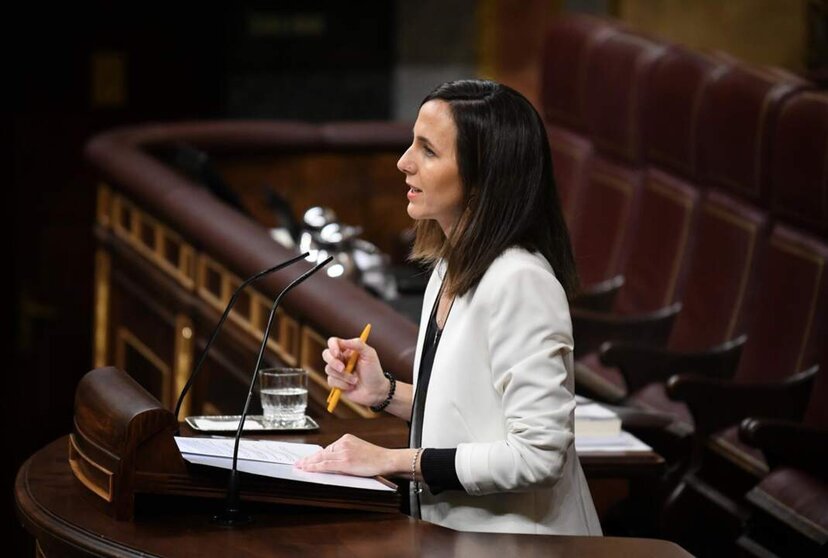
left=369, top=371, right=396, bottom=413
left=412, top=447, right=424, bottom=494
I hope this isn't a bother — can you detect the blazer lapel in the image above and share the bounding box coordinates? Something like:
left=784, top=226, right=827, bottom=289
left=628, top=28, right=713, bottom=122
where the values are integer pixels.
left=411, top=264, right=443, bottom=388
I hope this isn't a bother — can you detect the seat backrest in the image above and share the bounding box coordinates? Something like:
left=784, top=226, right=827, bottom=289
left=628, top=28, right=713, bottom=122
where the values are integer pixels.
left=570, top=157, right=644, bottom=285
left=569, top=31, right=667, bottom=286
left=612, top=169, right=701, bottom=314
left=582, top=31, right=667, bottom=163
left=541, top=14, right=620, bottom=130
left=696, top=63, right=809, bottom=207
left=541, top=15, right=619, bottom=225
left=734, top=225, right=828, bottom=383
left=642, top=46, right=731, bottom=180
left=667, top=190, right=770, bottom=351
left=769, top=91, right=828, bottom=238
left=546, top=124, right=593, bottom=224
left=608, top=47, right=729, bottom=315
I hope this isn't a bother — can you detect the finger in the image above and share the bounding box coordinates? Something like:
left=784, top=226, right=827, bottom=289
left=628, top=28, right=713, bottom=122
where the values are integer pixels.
left=325, top=363, right=358, bottom=385
left=326, top=375, right=352, bottom=391
left=327, top=337, right=344, bottom=359
left=295, top=439, right=346, bottom=469
left=339, top=337, right=367, bottom=352
left=297, top=458, right=344, bottom=473
left=294, top=449, right=324, bottom=468
left=321, top=349, right=345, bottom=372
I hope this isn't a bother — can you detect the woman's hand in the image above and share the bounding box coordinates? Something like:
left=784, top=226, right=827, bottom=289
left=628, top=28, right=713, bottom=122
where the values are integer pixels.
left=323, top=336, right=388, bottom=408
left=295, top=434, right=413, bottom=478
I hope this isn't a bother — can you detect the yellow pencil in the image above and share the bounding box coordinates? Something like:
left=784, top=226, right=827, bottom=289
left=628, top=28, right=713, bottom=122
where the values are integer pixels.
left=327, top=324, right=371, bottom=413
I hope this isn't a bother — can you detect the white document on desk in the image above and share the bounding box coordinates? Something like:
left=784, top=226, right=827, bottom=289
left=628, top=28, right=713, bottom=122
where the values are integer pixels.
left=174, top=437, right=395, bottom=492
left=575, top=431, right=653, bottom=453
left=175, top=437, right=319, bottom=464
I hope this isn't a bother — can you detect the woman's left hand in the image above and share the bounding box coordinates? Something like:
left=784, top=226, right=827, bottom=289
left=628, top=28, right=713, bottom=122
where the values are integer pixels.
left=295, top=434, right=410, bottom=478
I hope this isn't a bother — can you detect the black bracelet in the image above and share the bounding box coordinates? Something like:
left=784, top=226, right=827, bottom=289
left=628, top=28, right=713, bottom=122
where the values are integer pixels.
left=369, top=371, right=396, bottom=413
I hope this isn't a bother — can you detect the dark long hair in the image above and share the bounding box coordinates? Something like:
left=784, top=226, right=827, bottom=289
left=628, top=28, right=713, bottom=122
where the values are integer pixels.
left=410, top=79, right=579, bottom=299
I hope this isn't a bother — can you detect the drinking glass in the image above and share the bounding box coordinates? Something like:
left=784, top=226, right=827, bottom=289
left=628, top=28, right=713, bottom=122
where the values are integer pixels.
left=258, top=367, right=308, bottom=427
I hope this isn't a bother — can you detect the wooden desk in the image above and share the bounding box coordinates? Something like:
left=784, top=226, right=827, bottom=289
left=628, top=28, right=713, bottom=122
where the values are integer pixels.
left=211, top=413, right=666, bottom=477
left=16, top=418, right=685, bottom=557
left=16, top=438, right=690, bottom=558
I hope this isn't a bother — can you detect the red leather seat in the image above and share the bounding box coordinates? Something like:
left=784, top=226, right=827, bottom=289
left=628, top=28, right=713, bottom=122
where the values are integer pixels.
left=769, top=91, right=828, bottom=237
left=568, top=31, right=667, bottom=287
left=738, top=354, right=828, bottom=555
left=585, top=190, right=769, bottom=404
left=541, top=14, right=619, bottom=224
left=574, top=48, right=749, bottom=403
left=541, top=14, right=621, bottom=131
left=588, top=63, right=810, bottom=405
left=697, top=64, right=809, bottom=206
left=536, top=14, right=826, bottom=549
left=570, top=157, right=645, bottom=287
left=662, top=224, right=828, bottom=546
left=642, top=47, right=731, bottom=178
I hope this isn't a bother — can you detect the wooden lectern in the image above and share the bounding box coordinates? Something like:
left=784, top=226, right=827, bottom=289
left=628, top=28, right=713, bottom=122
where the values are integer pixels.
left=69, top=366, right=399, bottom=520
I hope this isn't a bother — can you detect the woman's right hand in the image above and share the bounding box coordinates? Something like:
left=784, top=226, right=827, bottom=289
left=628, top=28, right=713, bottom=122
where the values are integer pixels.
left=323, top=336, right=388, bottom=408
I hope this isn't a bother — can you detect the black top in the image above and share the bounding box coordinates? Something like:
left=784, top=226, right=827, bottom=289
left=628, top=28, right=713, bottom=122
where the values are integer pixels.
left=410, top=286, right=463, bottom=498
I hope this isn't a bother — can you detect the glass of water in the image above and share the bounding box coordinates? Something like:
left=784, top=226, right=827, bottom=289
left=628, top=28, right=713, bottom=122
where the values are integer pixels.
left=258, top=367, right=308, bottom=428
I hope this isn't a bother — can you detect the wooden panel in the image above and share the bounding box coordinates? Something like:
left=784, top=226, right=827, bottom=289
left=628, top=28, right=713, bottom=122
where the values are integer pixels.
left=109, top=265, right=177, bottom=408
left=617, top=0, right=807, bottom=72
left=216, top=152, right=413, bottom=262
left=96, top=186, right=403, bottom=419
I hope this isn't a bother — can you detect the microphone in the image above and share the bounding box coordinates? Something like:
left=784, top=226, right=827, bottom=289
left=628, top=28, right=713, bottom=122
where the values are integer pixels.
left=213, top=255, right=333, bottom=527
left=173, top=252, right=310, bottom=425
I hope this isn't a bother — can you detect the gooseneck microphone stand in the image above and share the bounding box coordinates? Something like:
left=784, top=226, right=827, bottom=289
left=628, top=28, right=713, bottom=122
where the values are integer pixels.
left=212, top=256, right=333, bottom=527
left=173, top=252, right=310, bottom=428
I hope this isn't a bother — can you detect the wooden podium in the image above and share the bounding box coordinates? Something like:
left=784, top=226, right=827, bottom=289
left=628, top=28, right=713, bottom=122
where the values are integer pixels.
left=68, top=366, right=399, bottom=520
left=17, top=437, right=693, bottom=557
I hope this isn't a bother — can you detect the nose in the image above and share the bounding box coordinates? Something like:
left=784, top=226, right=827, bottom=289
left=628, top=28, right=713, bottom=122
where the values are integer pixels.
left=397, top=146, right=415, bottom=175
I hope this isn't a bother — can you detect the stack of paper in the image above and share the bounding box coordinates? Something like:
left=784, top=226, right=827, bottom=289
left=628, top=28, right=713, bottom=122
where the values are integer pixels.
left=575, top=431, right=652, bottom=452
left=174, top=437, right=399, bottom=512
left=574, top=397, right=622, bottom=437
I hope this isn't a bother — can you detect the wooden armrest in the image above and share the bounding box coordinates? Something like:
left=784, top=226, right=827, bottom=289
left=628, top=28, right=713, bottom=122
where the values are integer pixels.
left=600, top=335, right=745, bottom=394
left=571, top=303, right=681, bottom=357
left=666, top=365, right=817, bottom=436
left=572, top=275, right=624, bottom=312
left=740, top=417, right=828, bottom=478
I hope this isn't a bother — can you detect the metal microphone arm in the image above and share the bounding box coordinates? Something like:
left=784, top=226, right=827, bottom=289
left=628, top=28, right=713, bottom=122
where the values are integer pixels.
left=214, top=256, right=333, bottom=527
left=173, top=252, right=310, bottom=422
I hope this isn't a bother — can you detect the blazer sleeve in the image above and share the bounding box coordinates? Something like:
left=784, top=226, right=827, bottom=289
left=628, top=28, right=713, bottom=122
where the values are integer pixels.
left=454, top=260, right=576, bottom=495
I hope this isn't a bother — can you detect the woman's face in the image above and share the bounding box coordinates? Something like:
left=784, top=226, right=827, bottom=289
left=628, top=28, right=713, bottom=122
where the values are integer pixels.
left=397, top=100, right=464, bottom=235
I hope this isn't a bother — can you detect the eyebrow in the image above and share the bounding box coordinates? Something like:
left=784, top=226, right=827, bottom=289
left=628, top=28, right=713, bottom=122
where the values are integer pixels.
left=415, top=135, right=436, bottom=149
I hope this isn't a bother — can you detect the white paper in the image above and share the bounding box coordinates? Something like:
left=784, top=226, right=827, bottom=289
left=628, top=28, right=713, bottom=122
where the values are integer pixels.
left=174, top=436, right=395, bottom=492
left=191, top=417, right=268, bottom=431
left=175, top=436, right=320, bottom=465
left=575, top=400, right=619, bottom=420
left=575, top=431, right=652, bottom=453
left=180, top=452, right=395, bottom=492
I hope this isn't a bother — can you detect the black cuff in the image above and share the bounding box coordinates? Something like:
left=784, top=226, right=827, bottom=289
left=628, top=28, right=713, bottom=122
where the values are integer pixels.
left=420, top=448, right=463, bottom=494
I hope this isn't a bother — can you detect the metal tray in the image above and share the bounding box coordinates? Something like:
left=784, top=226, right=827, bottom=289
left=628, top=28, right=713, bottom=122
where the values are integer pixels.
left=184, top=415, right=319, bottom=432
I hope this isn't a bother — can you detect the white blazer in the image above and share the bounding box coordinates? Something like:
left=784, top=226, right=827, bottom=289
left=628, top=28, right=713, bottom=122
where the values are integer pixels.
left=412, top=248, right=602, bottom=535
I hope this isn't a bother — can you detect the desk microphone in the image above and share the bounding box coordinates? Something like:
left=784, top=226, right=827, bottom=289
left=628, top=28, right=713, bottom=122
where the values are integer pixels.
left=173, top=252, right=310, bottom=426
left=213, top=255, right=333, bottom=527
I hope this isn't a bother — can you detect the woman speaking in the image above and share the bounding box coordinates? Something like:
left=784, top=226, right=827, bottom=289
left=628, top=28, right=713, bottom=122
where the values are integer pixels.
left=297, top=79, right=601, bottom=536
